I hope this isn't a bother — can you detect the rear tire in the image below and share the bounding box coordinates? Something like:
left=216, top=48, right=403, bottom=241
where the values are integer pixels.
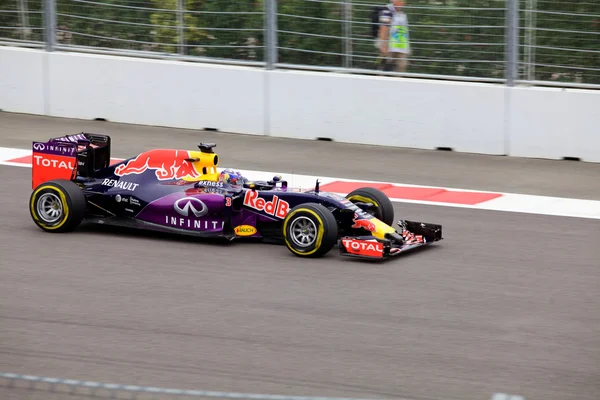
left=346, top=187, right=395, bottom=226
left=29, top=179, right=87, bottom=233
left=282, top=203, right=338, bottom=258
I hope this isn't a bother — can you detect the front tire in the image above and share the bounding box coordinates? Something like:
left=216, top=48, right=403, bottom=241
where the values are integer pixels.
left=346, top=187, right=395, bottom=226
left=282, top=203, right=338, bottom=258
left=29, top=179, right=87, bottom=233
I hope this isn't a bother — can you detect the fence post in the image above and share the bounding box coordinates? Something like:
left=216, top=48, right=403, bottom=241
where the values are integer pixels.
left=265, top=0, right=278, bottom=69
left=177, top=0, right=185, bottom=55
left=43, top=0, right=56, bottom=51
left=17, top=0, right=31, bottom=40
left=343, top=1, right=352, bottom=68
left=523, top=0, right=537, bottom=81
left=505, top=0, right=519, bottom=85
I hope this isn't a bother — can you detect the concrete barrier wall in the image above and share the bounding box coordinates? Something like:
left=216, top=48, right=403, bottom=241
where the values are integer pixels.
left=268, top=69, right=507, bottom=155
left=47, top=51, right=266, bottom=135
left=507, top=86, right=600, bottom=161
left=1, top=46, right=598, bottom=162
left=0, top=47, right=46, bottom=115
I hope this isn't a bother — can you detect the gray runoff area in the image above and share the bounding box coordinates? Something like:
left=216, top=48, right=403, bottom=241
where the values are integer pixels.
left=0, top=112, right=599, bottom=400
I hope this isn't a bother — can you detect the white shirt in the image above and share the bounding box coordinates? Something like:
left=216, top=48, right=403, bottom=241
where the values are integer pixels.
left=379, top=5, right=410, bottom=54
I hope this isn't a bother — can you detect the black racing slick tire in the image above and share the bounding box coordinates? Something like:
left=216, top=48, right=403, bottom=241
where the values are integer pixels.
left=346, top=187, right=395, bottom=226
left=282, top=203, right=338, bottom=258
left=29, top=179, right=87, bottom=233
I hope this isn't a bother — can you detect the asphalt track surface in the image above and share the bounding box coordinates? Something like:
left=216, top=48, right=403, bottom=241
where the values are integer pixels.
left=1, top=113, right=599, bottom=400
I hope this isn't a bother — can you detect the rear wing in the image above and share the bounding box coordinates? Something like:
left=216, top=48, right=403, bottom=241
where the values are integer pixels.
left=32, top=133, right=111, bottom=189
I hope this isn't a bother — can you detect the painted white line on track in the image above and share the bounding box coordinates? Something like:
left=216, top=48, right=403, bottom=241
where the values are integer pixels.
left=0, top=146, right=30, bottom=160
left=1, top=146, right=600, bottom=220
left=490, top=394, right=526, bottom=400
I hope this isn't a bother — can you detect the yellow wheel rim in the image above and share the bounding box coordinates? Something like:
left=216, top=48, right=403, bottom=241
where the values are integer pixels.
left=30, top=185, right=70, bottom=230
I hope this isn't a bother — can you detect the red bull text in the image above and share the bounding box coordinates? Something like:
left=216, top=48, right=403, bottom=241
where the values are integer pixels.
left=115, top=150, right=202, bottom=181
left=243, top=191, right=290, bottom=219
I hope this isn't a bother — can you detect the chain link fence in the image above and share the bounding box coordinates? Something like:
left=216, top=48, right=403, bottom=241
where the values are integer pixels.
left=520, top=0, right=600, bottom=85
left=0, top=0, right=598, bottom=86
left=277, top=1, right=508, bottom=81
left=0, top=0, right=44, bottom=45
left=52, top=0, right=265, bottom=62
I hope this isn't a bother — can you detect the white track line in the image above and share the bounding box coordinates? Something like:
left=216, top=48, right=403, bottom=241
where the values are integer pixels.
left=1, top=146, right=599, bottom=220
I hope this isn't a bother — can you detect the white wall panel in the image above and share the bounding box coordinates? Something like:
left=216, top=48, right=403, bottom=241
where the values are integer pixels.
left=47, top=52, right=266, bottom=135
left=1, top=47, right=599, bottom=162
left=267, top=70, right=507, bottom=155
left=507, top=86, right=600, bottom=162
left=0, top=47, right=46, bottom=115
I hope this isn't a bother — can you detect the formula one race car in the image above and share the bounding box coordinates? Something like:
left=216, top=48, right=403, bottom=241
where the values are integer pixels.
left=28, top=132, right=442, bottom=260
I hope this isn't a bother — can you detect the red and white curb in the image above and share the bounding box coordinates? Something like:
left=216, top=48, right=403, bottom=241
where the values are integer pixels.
left=2, top=146, right=599, bottom=220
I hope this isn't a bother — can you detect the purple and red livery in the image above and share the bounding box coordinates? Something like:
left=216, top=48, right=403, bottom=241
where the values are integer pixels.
left=28, top=132, right=443, bottom=260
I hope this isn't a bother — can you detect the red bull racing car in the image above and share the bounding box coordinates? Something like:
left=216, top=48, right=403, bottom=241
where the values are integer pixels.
left=28, top=132, right=443, bottom=260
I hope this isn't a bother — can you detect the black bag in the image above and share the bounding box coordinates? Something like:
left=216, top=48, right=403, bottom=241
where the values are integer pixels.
left=370, top=6, right=385, bottom=38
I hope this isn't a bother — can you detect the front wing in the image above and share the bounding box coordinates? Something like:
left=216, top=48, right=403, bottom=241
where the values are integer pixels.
left=339, top=220, right=443, bottom=260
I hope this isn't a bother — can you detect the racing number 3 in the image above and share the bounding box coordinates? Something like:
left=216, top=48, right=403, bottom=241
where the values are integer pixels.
left=225, top=197, right=232, bottom=207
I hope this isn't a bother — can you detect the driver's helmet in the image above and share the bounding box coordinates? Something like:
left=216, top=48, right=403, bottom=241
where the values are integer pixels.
left=219, top=169, right=245, bottom=186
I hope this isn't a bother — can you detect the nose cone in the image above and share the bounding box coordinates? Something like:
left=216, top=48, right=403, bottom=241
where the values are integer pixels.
left=385, top=231, right=404, bottom=244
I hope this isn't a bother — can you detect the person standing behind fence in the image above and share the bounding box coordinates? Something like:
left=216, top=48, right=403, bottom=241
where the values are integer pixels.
left=375, top=0, right=410, bottom=72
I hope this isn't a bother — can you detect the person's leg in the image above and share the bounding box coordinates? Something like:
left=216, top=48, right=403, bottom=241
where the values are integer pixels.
left=393, top=52, right=408, bottom=72
left=377, top=39, right=391, bottom=70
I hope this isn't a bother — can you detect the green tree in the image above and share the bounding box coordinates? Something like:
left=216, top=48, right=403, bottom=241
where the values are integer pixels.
left=54, top=0, right=157, bottom=51
left=277, top=0, right=344, bottom=66
left=0, top=0, right=44, bottom=42
left=150, top=0, right=264, bottom=60
left=522, top=0, right=600, bottom=84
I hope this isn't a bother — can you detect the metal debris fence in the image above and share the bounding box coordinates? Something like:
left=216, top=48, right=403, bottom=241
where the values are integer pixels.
left=519, top=0, right=600, bottom=86
left=0, top=0, right=598, bottom=87
left=277, top=1, right=510, bottom=81
left=0, top=372, right=527, bottom=400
